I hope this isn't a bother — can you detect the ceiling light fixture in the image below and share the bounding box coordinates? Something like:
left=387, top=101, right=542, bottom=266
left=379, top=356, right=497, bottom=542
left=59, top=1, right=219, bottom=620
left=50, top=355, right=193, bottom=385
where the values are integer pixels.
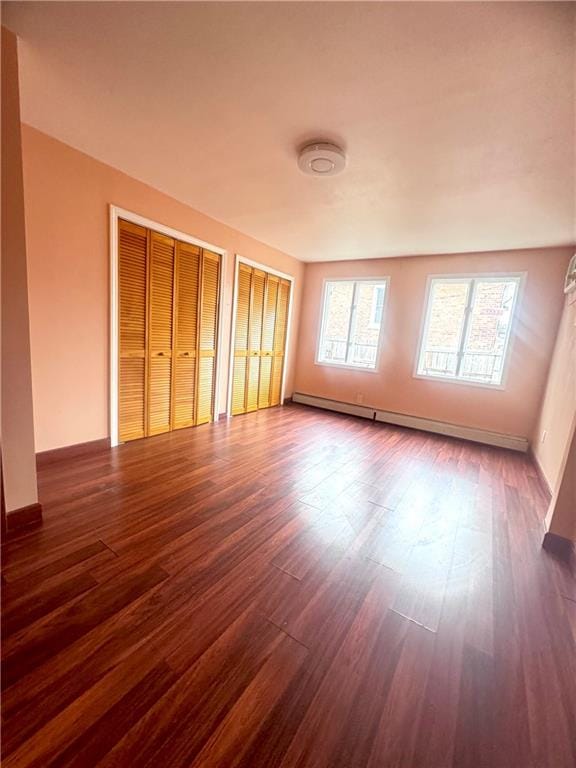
left=298, top=142, right=346, bottom=177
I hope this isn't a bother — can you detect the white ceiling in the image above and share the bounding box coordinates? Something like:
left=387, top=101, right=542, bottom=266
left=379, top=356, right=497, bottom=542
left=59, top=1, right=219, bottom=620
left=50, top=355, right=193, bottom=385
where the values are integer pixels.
left=5, top=1, right=575, bottom=262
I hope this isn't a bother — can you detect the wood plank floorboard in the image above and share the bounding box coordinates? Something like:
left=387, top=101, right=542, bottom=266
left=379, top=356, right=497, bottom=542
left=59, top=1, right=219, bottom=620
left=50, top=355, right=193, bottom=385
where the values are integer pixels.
left=1, top=403, right=575, bottom=767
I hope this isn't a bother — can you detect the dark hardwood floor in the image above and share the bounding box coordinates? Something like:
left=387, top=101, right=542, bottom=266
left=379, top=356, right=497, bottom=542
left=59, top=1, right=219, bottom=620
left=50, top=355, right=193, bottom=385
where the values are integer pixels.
left=1, top=404, right=575, bottom=768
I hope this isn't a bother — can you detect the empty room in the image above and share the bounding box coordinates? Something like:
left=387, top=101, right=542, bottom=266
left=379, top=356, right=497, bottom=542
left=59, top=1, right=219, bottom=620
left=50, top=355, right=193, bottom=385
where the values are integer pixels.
left=1, top=2, right=575, bottom=766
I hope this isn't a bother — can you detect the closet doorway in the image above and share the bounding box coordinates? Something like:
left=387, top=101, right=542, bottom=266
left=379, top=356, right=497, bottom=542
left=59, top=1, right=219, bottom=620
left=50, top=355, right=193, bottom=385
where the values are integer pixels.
left=229, top=257, right=292, bottom=416
left=110, top=207, right=225, bottom=446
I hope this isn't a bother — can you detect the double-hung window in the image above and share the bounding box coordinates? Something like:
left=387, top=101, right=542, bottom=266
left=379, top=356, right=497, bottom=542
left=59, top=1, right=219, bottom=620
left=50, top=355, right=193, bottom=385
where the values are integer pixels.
left=317, top=279, right=388, bottom=370
left=416, top=275, right=521, bottom=387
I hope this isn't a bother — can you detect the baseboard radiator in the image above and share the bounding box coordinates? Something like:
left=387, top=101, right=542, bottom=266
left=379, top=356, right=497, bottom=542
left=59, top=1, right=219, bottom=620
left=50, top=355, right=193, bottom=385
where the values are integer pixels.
left=292, top=393, right=375, bottom=420
left=292, top=392, right=528, bottom=452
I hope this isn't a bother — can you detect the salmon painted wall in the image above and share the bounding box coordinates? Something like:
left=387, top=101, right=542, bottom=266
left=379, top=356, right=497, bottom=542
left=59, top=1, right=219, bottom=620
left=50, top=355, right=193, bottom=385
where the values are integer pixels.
left=546, top=421, right=576, bottom=542
left=21, top=125, right=304, bottom=452
left=533, top=291, right=576, bottom=494
left=1, top=29, right=39, bottom=513
left=294, top=249, right=572, bottom=440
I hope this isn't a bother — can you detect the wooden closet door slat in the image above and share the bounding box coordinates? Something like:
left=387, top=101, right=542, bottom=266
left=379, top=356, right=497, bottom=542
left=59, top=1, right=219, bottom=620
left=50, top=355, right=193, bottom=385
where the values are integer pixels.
left=258, top=274, right=279, bottom=409
left=271, top=279, right=290, bottom=406
left=246, top=269, right=265, bottom=413
left=147, top=231, right=175, bottom=435
left=118, top=219, right=148, bottom=442
left=173, top=241, right=200, bottom=429
left=196, top=250, right=220, bottom=425
left=231, top=264, right=252, bottom=415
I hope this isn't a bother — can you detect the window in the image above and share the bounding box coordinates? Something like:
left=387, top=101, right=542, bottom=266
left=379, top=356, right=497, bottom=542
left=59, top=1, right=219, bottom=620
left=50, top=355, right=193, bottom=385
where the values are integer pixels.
left=416, top=275, right=521, bottom=387
left=369, top=285, right=386, bottom=329
left=317, top=279, right=387, bottom=369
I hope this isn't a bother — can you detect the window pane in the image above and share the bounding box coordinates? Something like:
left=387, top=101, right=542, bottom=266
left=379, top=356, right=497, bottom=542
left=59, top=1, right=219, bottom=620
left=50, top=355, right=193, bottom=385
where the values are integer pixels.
left=369, top=286, right=385, bottom=327
left=419, top=281, right=470, bottom=377
left=349, top=283, right=386, bottom=367
left=460, top=280, right=518, bottom=385
left=318, top=281, right=354, bottom=363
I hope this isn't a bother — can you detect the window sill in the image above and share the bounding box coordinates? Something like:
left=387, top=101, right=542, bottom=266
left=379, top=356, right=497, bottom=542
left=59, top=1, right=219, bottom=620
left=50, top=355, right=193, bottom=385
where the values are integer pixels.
left=413, top=372, right=506, bottom=391
left=315, top=360, right=380, bottom=374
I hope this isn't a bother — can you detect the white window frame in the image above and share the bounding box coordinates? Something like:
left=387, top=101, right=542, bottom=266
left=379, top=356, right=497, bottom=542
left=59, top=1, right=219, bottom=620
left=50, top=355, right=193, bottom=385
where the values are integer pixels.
left=414, top=272, right=524, bottom=390
left=316, top=277, right=389, bottom=372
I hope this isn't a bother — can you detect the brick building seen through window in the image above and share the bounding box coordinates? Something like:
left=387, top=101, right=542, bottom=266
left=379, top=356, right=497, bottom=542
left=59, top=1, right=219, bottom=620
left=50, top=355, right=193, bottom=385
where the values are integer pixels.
left=417, top=276, right=520, bottom=385
left=318, top=280, right=387, bottom=369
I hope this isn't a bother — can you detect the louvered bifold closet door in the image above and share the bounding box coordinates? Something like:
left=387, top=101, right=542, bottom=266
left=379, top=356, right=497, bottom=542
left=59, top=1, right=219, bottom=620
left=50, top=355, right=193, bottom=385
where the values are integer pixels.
left=196, top=250, right=220, bottom=425
left=147, top=232, right=175, bottom=436
left=258, top=274, right=279, bottom=408
left=246, top=268, right=265, bottom=413
left=172, top=241, right=200, bottom=429
left=118, top=220, right=148, bottom=442
left=271, top=279, right=290, bottom=406
left=231, top=264, right=252, bottom=415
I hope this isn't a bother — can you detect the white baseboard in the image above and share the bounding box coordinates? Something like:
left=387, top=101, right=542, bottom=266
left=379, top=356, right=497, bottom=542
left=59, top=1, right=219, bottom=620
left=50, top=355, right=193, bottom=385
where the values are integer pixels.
left=374, top=408, right=528, bottom=452
left=292, top=393, right=375, bottom=420
left=292, top=392, right=529, bottom=452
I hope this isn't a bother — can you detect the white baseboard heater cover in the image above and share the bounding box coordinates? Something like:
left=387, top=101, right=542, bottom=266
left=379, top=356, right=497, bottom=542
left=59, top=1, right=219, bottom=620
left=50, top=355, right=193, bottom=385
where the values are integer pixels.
left=292, top=393, right=375, bottom=420
left=374, top=409, right=528, bottom=452
left=292, top=393, right=528, bottom=452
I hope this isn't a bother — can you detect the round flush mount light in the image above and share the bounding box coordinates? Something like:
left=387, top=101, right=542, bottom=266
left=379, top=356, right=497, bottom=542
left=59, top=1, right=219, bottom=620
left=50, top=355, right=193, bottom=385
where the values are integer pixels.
left=298, top=142, right=346, bottom=176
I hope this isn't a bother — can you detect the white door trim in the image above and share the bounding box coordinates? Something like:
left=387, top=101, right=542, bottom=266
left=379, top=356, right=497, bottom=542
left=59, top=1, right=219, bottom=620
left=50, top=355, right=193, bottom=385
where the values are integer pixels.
left=226, top=254, right=295, bottom=417
left=109, top=204, right=227, bottom=447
